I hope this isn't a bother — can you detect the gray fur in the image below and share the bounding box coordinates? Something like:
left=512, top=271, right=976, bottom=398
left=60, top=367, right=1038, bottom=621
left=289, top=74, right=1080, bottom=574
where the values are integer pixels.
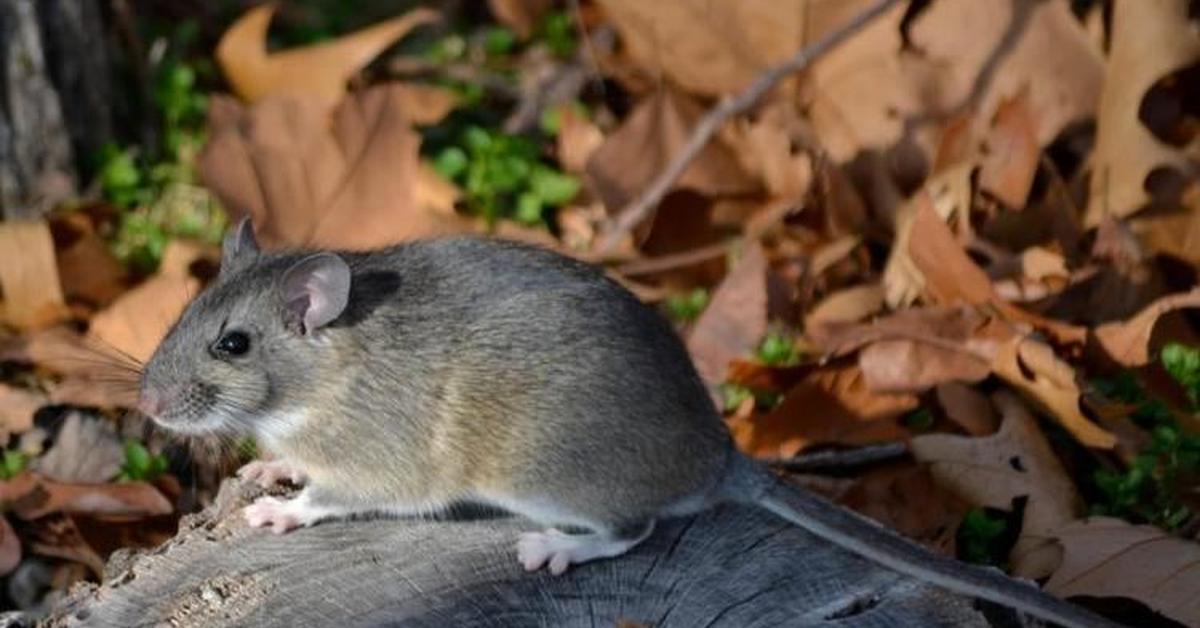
left=139, top=227, right=1119, bottom=628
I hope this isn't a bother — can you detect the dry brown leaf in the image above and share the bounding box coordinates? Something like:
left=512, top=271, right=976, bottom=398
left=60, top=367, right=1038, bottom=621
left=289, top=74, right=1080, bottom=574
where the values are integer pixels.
left=1047, top=517, right=1200, bottom=626
left=724, top=100, right=814, bottom=201
left=31, top=412, right=124, bottom=483
left=978, top=89, right=1040, bottom=209
left=0, top=472, right=171, bottom=520
left=88, top=240, right=206, bottom=365
left=488, top=0, right=554, bottom=39
left=586, top=87, right=757, bottom=213
left=907, top=191, right=1086, bottom=345
left=0, top=327, right=115, bottom=378
left=1085, top=0, right=1200, bottom=226
left=594, top=0, right=805, bottom=97
left=0, top=220, right=67, bottom=329
left=0, top=516, right=19, bottom=577
left=216, top=5, right=439, bottom=110
left=0, top=384, right=45, bottom=437
left=935, top=381, right=997, bottom=436
left=1094, top=288, right=1200, bottom=367
left=807, top=0, right=1101, bottom=162
left=1021, top=246, right=1069, bottom=282
left=840, top=465, right=967, bottom=555
left=859, top=338, right=990, bottom=394
left=808, top=304, right=993, bottom=360
left=199, top=86, right=469, bottom=251
left=51, top=213, right=127, bottom=307
left=732, top=361, right=915, bottom=458
left=912, top=392, right=1081, bottom=578
left=882, top=166, right=971, bottom=308
left=687, top=244, right=767, bottom=390
left=556, top=106, right=605, bottom=175
left=991, top=335, right=1118, bottom=449
left=809, top=235, right=862, bottom=278
left=804, top=283, right=885, bottom=329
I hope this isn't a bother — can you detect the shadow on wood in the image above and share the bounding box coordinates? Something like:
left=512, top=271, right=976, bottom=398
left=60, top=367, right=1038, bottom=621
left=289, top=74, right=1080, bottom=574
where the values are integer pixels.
left=47, top=478, right=995, bottom=627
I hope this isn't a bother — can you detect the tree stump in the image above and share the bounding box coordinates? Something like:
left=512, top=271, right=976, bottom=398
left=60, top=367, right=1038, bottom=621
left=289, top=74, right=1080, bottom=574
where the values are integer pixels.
left=42, top=478, right=1001, bottom=627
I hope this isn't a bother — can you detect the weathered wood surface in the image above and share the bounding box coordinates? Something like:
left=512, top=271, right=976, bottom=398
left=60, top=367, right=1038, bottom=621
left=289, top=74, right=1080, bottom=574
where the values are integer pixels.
left=45, top=479, right=1000, bottom=627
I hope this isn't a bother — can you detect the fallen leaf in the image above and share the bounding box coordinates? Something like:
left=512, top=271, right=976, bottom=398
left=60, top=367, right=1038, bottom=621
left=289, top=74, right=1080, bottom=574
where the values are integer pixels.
left=27, top=515, right=105, bottom=578
left=50, top=213, right=128, bottom=307
left=0, top=220, right=67, bottom=329
left=912, top=392, right=1081, bottom=578
left=31, top=412, right=124, bottom=484
left=594, top=0, right=805, bottom=97
left=586, top=87, right=757, bottom=213
left=1085, top=0, right=1200, bottom=225
left=978, top=89, right=1040, bottom=209
left=556, top=106, right=605, bottom=175
left=88, top=240, right=207, bottom=365
left=0, top=472, right=171, bottom=520
left=733, top=361, right=915, bottom=458
left=804, top=283, right=885, bottom=328
left=198, top=87, right=469, bottom=251
left=882, top=167, right=971, bottom=308
left=806, top=0, right=1101, bottom=162
left=687, top=243, right=767, bottom=390
left=725, top=100, right=814, bottom=201
left=216, top=5, right=439, bottom=110
left=808, top=235, right=862, bottom=279
left=488, top=0, right=554, bottom=38
left=840, top=464, right=968, bottom=555
left=991, top=335, right=1117, bottom=449
left=1021, top=246, right=1070, bottom=282
left=935, top=381, right=997, bottom=436
left=0, top=516, right=19, bottom=576
left=1047, top=517, right=1200, bottom=626
left=0, top=384, right=45, bottom=438
left=808, top=304, right=991, bottom=360
left=859, top=338, right=990, bottom=394
left=1093, top=288, right=1200, bottom=367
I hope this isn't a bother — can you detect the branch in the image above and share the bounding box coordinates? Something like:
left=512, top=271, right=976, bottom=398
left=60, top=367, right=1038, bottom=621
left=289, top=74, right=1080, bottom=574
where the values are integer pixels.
left=766, top=442, right=910, bottom=473
left=595, top=0, right=904, bottom=256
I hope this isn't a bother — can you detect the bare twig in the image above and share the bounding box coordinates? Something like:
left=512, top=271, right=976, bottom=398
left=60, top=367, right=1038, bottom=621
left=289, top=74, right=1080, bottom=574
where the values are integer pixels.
left=766, top=442, right=910, bottom=473
left=615, top=240, right=732, bottom=276
left=595, top=0, right=903, bottom=256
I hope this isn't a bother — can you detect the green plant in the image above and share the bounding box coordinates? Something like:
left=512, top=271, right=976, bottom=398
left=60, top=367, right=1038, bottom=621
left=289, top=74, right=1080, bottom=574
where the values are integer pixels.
left=904, top=408, right=936, bottom=431
left=536, top=10, right=577, bottom=58
left=1162, top=343, right=1200, bottom=405
left=957, top=508, right=1011, bottom=566
left=433, top=126, right=579, bottom=226
left=757, top=333, right=801, bottom=367
left=1089, top=346, right=1200, bottom=529
left=0, top=450, right=28, bottom=480
left=719, top=383, right=781, bottom=413
left=117, top=440, right=169, bottom=483
left=664, top=288, right=709, bottom=323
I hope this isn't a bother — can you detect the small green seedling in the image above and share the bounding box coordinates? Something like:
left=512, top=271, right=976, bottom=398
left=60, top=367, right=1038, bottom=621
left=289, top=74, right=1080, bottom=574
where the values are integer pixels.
left=957, top=508, right=1011, bottom=567
left=664, top=288, right=709, bottom=323
left=757, top=333, right=801, bottom=367
left=117, top=440, right=169, bottom=483
left=0, top=450, right=28, bottom=480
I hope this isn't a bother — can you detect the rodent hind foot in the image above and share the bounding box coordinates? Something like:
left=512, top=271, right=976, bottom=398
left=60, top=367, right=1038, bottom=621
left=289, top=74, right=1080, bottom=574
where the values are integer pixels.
left=237, top=459, right=308, bottom=488
left=517, top=521, right=655, bottom=576
left=244, top=496, right=306, bottom=534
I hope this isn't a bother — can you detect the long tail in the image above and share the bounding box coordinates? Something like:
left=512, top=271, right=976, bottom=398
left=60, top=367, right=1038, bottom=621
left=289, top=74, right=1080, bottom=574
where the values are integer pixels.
left=722, top=455, right=1124, bottom=628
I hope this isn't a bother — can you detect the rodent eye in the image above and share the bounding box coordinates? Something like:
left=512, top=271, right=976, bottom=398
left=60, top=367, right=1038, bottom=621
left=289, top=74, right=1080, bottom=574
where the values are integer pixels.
left=212, top=330, right=251, bottom=358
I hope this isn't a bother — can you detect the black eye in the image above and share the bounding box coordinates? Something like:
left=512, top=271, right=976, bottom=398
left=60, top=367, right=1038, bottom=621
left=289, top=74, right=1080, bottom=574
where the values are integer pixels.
left=212, top=330, right=251, bottom=358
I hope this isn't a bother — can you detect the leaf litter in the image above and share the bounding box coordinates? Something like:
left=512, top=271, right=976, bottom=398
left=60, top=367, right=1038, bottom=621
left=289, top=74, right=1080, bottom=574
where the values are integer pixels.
left=0, top=1, right=1199, bottom=624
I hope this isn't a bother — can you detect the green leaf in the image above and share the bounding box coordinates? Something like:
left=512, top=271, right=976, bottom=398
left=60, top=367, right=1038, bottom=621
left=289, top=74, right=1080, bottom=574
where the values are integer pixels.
left=434, top=146, right=468, bottom=179
left=958, top=508, right=1010, bottom=566
left=515, top=193, right=543, bottom=225
left=0, top=450, right=28, bottom=480
left=1162, top=343, right=1200, bottom=404
left=757, top=333, right=800, bottom=366
left=665, top=288, right=709, bottom=323
left=530, top=168, right=580, bottom=206
left=904, top=408, right=936, bottom=431
left=483, top=26, right=517, bottom=56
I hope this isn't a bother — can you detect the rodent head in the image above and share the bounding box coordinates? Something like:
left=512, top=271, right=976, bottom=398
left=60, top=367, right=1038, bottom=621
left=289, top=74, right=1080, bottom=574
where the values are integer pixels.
left=137, top=219, right=352, bottom=436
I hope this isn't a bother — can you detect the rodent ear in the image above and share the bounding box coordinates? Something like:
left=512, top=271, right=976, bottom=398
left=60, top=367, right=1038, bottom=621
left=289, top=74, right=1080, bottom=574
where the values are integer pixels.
left=280, top=253, right=351, bottom=335
left=221, top=217, right=259, bottom=272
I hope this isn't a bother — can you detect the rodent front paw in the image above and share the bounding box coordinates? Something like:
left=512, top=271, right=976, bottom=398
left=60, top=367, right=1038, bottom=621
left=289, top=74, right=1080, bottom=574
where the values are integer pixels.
left=237, top=459, right=307, bottom=488
left=243, top=496, right=303, bottom=534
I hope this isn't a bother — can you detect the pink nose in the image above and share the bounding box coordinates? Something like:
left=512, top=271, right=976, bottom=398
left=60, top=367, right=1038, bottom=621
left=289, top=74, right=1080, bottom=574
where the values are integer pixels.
left=137, top=390, right=165, bottom=417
